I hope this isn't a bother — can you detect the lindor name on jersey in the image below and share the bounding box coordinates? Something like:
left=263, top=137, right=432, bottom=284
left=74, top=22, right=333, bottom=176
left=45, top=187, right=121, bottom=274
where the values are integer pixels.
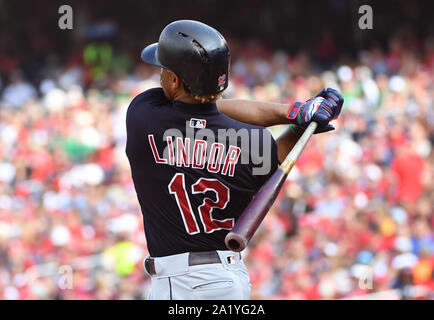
left=147, top=134, right=241, bottom=177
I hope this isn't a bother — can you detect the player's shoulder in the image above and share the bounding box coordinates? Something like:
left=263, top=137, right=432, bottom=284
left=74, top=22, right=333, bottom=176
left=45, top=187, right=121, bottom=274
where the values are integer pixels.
left=126, top=87, right=168, bottom=121
left=129, top=87, right=167, bottom=108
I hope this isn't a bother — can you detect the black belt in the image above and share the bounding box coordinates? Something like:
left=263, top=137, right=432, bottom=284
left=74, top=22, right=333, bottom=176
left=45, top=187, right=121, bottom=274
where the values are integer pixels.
left=144, top=251, right=240, bottom=276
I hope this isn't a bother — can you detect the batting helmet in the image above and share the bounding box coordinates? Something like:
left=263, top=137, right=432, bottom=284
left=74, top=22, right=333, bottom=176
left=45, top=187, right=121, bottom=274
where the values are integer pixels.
left=141, top=20, right=230, bottom=96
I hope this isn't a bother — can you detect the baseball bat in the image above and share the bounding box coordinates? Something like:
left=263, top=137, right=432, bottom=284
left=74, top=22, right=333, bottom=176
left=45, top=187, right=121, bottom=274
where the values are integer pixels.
left=225, top=121, right=318, bottom=252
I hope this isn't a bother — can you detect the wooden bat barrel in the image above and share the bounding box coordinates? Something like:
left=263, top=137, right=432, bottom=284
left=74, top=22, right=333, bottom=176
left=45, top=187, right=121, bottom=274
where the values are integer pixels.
left=225, top=122, right=318, bottom=252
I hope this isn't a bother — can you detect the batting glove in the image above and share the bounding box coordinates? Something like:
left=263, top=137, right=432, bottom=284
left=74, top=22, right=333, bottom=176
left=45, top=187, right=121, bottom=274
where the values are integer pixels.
left=286, top=88, right=344, bottom=134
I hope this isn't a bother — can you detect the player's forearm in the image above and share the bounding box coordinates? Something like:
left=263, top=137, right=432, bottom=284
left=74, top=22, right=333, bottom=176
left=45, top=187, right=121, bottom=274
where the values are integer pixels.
left=275, top=125, right=304, bottom=163
left=216, top=99, right=289, bottom=127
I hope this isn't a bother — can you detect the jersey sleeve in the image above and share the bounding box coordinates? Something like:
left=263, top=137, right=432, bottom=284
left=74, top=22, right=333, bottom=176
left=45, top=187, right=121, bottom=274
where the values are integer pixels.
left=125, top=87, right=167, bottom=158
left=126, top=88, right=166, bottom=129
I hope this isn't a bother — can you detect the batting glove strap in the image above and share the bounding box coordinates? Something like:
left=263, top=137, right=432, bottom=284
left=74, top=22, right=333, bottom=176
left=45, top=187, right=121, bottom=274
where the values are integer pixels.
left=287, top=101, right=303, bottom=120
left=287, top=97, right=327, bottom=126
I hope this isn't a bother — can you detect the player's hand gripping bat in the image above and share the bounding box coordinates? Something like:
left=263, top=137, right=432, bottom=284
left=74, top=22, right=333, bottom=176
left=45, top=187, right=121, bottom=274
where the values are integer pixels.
left=225, top=121, right=318, bottom=252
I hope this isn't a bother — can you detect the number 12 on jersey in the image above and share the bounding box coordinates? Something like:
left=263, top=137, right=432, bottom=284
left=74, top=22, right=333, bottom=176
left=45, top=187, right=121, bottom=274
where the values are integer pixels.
left=168, top=173, right=234, bottom=234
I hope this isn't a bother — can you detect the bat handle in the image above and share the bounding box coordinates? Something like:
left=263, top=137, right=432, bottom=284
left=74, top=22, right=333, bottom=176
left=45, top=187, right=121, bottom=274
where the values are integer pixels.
left=280, top=122, right=317, bottom=173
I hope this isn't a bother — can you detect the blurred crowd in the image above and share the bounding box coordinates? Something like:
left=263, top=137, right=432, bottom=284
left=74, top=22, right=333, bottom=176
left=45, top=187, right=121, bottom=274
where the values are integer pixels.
left=0, top=32, right=433, bottom=299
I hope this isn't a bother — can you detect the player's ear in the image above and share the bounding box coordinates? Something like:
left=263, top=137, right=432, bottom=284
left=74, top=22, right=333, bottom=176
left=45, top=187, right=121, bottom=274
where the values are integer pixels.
left=172, top=72, right=182, bottom=90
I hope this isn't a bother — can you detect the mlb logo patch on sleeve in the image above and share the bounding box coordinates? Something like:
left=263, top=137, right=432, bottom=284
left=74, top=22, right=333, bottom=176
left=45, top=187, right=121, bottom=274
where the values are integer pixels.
left=189, top=118, right=207, bottom=129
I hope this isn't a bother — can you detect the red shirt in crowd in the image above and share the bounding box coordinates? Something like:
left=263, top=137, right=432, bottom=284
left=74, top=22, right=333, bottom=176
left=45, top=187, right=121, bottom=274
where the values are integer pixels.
left=391, top=151, right=425, bottom=202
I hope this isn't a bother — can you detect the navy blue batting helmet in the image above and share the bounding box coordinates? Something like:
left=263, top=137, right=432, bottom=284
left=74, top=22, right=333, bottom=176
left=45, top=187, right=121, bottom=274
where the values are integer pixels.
left=141, top=20, right=230, bottom=96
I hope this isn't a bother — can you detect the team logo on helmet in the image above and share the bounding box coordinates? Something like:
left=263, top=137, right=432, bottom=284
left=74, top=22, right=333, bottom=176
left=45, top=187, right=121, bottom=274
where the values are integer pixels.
left=217, top=74, right=227, bottom=91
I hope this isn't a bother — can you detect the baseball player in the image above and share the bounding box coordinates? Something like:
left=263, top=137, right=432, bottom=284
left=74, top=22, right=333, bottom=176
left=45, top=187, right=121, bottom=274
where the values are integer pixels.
left=126, top=20, right=343, bottom=300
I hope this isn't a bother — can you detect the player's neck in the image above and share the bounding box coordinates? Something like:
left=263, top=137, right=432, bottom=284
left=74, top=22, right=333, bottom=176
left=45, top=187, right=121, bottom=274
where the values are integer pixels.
left=162, top=82, right=202, bottom=104
left=172, top=91, right=201, bottom=104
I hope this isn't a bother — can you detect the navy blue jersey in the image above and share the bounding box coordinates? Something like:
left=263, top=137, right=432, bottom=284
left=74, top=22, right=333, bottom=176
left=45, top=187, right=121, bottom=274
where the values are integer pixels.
left=126, top=88, right=278, bottom=257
